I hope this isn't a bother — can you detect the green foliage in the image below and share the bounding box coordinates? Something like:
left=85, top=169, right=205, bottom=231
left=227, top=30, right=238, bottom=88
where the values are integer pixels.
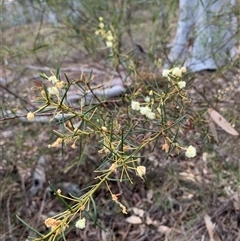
left=23, top=61, right=198, bottom=240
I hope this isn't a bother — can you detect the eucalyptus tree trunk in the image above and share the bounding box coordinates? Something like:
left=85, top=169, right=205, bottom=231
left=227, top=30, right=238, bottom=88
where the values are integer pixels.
left=166, top=0, right=237, bottom=72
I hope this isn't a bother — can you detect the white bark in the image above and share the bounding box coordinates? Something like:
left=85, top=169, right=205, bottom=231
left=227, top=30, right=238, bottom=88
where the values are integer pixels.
left=167, top=0, right=237, bottom=71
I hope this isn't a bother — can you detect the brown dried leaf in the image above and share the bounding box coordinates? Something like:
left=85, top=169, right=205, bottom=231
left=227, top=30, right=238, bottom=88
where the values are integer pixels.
left=147, top=189, right=153, bottom=202
left=231, top=193, right=240, bottom=211
left=157, top=225, right=171, bottom=235
left=162, top=142, right=169, bottom=153
left=206, top=114, right=219, bottom=143
left=125, top=215, right=142, bottom=224
left=208, top=108, right=239, bottom=136
left=146, top=214, right=159, bottom=226
left=132, top=207, right=145, bottom=218
left=179, top=172, right=197, bottom=183
left=204, top=214, right=215, bottom=241
left=146, top=215, right=154, bottom=225
left=204, top=214, right=221, bottom=241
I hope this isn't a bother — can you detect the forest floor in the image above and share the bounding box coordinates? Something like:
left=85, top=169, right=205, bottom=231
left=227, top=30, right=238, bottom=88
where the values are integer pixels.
left=1, top=17, right=240, bottom=241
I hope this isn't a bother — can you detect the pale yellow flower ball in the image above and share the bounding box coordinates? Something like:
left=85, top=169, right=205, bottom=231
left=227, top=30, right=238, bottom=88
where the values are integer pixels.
left=56, top=81, right=66, bottom=89
left=47, top=86, right=59, bottom=96
left=131, top=100, right=140, bottom=111
left=144, top=96, right=150, bottom=103
left=106, top=41, right=113, bottom=48
left=140, top=106, right=151, bottom=116
left=99, top=22, right=104, bottom=29
left=101, top=126, right=108, bottom=132
left=48, top=75, right=58, bottom=84
left=185, top=145, right=197, bottom=158
left=181, top=66, right=187, bottom=73
left=172, top=67, right=182, bottom=77
left=27, top=112, right=35, bottom=121
left=107, top=34, right=113, bottom=41
left=178, top=81, right=186, bottom=89
left=75, top=217, right=86, bottom=229
left=136, top=166, right=146, bottom=178
left=146, top=111, right=156, bottom=120
left=162, top=69, right=171, bottom=77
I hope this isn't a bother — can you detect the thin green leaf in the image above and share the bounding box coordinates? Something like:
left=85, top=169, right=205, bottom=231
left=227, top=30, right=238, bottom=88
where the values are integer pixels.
left=16, top=215, right=44, bottom=237
left=48, top=182, right=73, bottom=212
left=42, top=84, right=50, bottom=103
left=83, top=211, right=108, bottom=232
left=31, top=44, right=49, bottom=52
left=39, top=73, right=49, bottom=80
left=90, top=196, right=98, bottom=227
left=59, top=78, right=73, bottom=106
left=64, top=73, right=71, bottom=85
left=56, top=66, right=60, bottom=80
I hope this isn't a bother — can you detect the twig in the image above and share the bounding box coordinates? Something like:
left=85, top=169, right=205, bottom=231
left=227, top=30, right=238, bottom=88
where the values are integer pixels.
left=6, top=193, right=13, bottom=240
left=0, top=82, right=36, bottom=108
left=23, top=65, right=118, bottom=76
left=0, top=113, right=52, bottom=122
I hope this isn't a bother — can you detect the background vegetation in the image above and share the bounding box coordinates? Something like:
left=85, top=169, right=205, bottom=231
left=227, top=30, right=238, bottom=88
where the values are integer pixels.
left=1, top=0, right=239, bottom=240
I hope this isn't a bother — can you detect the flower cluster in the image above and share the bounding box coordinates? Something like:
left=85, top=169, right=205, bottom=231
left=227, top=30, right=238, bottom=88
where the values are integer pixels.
left=162, top=67, right=186, bottom=78
left=47, top=74, right=66, bottom=97
left=23, top=56, right=199, bottom=241
left=131, top=93, right=156, bottom=120
left=162, top=67, right=187, bottom=89
left=131, top=100, right=140, bottom=111
left=140, top=106, right=156, bottom=119
left=26, top=73, right=67, bottom=122
left=95, top=17, right=114, bottom=48
left=48, top=137, right=63, bottom=148
left=44, top=218, right=68, bottom=235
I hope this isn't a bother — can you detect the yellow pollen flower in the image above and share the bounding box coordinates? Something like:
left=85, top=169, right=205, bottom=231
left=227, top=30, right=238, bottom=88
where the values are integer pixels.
left=172, top=67, right=182, bottom=77
left=178, top=81, right=186, bottom=89
left=75, top=218, right=86, bottom=229
left=99, top=22, right=104, bottom=29
left=181, top=66, right=187, bottom=73
left=136, top=166, right=146, bottom=179
left=185, top=145, right=197, bottom=158
left=27, top=112, right=35, bottom=121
